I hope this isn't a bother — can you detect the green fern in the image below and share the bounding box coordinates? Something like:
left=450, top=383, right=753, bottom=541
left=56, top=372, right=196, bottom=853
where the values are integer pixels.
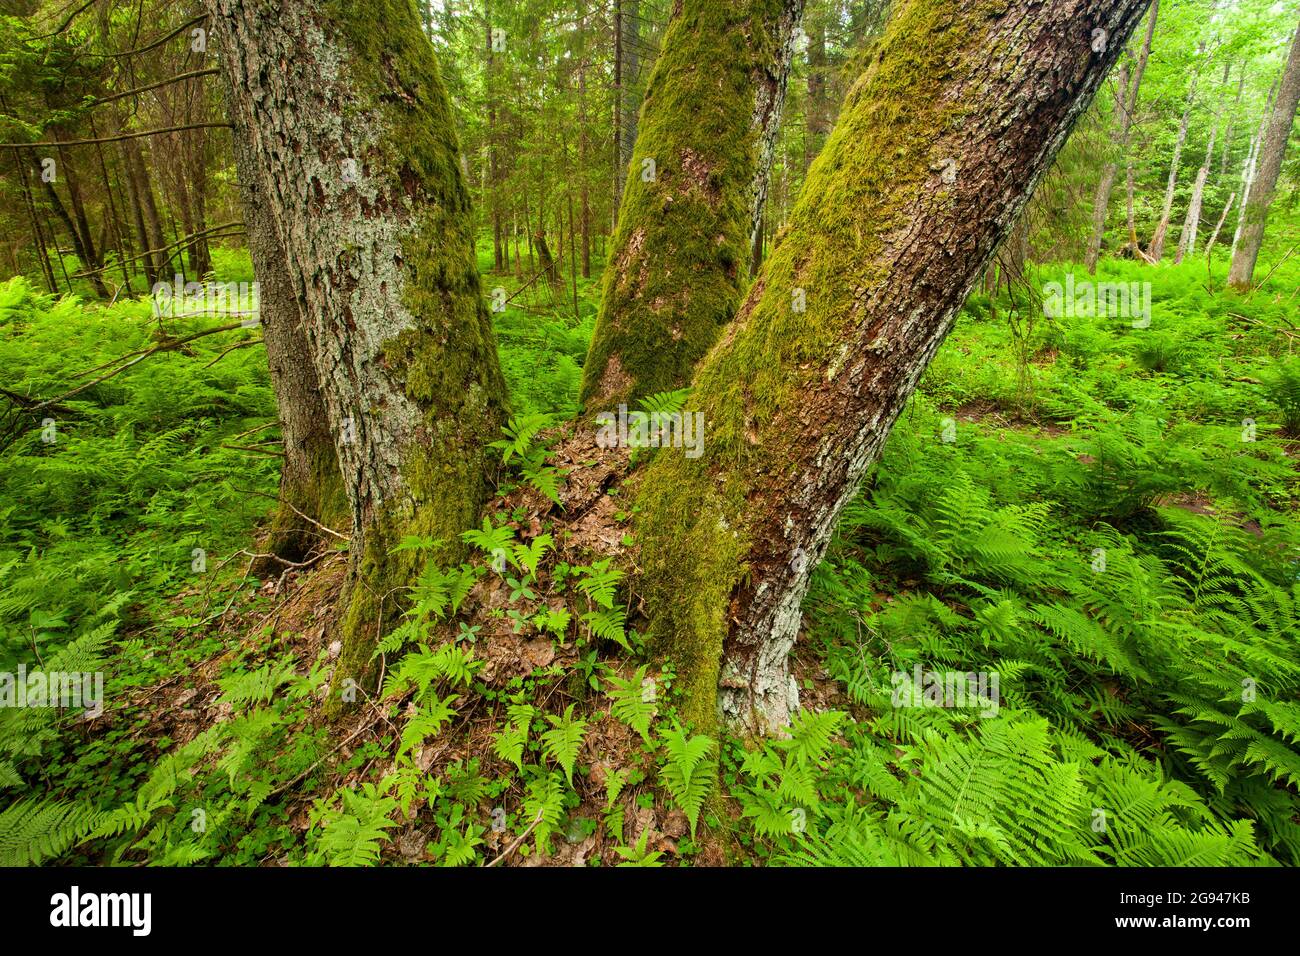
left=541, top=704, right=589, bottom=787
left=658, top=724, right=716, bottom=838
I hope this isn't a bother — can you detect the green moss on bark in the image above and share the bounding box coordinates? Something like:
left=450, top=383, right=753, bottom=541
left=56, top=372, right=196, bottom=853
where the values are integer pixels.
left=324, top=0, right=510, bottom=705
left=260, top=442, right=349, bottom=568
left=636, top=0, right=986, bottom=734
left=580, top=0, right=799, bottom=412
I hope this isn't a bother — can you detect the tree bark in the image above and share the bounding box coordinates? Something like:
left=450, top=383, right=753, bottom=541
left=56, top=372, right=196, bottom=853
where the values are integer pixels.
left=119, top=139, right=157, bottom=287
left=55, top=142, right=109, bottom=297
left=612, top=0, right=623, bottom=229
left=1219, top=63, right=1244, bottom=181
left=618, top=0, right=641, bottom=194
left=1229, top=82, right=1276, bottom=266
left=225, top=95, right=347, bottom=574
left=208, top=0, right=510, bottom=702
left=1084, top=0, right=1157, bottom=273
left=635, top=0, right=1153, bottom=735
left=805, top=11, right=830, bottom=171
left=580, top=0, right=806, bottom=412
left=13, top=155, right=58, bottom=293
left=1228, top=16, right=1300, bottom=290
left=42, top=178, right=107, bottom=297
left=124, top=137, right=172, bottom=282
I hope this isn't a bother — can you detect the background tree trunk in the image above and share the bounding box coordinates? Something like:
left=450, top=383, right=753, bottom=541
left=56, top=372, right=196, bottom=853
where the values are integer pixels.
left=1084, top=0, right=1157, bottom=273
left=1176, top=60, right=1231, bottom=264
left=1228, top=16, right=1300, bottom=289
left=1229, top=82, right=1277, bottom=265
left=208, top=0, right=510, bottom=702
left=636, top=0, right=1153, bottom=735
left=611, top=0, right=643, bottom=231
left=1148, top=75, right=1196, bottom=261
left=580, top=0, right=806, bottom=412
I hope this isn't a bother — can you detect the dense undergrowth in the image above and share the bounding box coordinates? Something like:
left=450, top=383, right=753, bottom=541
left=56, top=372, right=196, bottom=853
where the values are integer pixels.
left=1, top=251, right=1297, bottom=866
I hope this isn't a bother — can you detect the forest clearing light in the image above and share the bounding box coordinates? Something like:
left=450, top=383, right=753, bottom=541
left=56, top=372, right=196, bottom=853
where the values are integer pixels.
left=1042, top=274, right=1152, bottom=328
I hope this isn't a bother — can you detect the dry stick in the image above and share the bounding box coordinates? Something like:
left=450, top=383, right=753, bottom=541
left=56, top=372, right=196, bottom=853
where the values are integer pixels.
left=26, top=322, right=252, bottom=410
left=220, top=440, right=282, bottom=456
left=0, top=123, right=232, bottom=150
left=237, top=547, right=324, bottom=570
left=484, top=808, right=547, bottom=868
left=266, top=720, right=380, bottom=801
left=1204, top=191, right=1236, bottom=277
left=1245, top=242, right=1299, bottom=301
left=199, top=554, right=257, bottom=630
left=229, top=420, right=280, bottom=442
left=84, top=69, right=222, bottom=108
left=204, top=337, right=263, bottom=369
left=1233, top=312, right=1300, bottom=340
left=27, top=0, right=100, bottom=42
left=78, top=14, right=208, bottom=60
left=501, top=262, right=555, bottom=307
left=71, top=220, right=243, bottom=277
left=233, top=485, right=351, bottom=541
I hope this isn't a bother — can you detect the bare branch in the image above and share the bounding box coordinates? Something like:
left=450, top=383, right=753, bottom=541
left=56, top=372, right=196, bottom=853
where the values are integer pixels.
left=82, top=69, right=221, bottom=109
left=0, top=123, right=232, bottom=150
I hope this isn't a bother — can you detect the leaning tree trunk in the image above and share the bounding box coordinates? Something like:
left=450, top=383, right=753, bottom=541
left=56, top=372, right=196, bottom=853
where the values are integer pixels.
left=1228, top=16, right=1300, bottom=290
left=580, top=0, right=806, bottom=412
left=1229, top=83, right=1276, bottom=266
left=636, top=0, right=1153, bottom=735
left=208, top=0, right=510, bottom=703
left=227, top=120, right=347, bottom=573
left=1084, top=0, right=1157, bottom=273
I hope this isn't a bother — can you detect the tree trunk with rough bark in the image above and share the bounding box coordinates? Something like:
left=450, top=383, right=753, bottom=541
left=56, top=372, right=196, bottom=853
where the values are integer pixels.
left=581, top=0, right=806, bottom=412
left=1229, top=82, right=1276, bottom=265
left=227, top=113, right=347, bottom=573
left=1219, top=64, right=1244, bottom=181
left=208, top=0, right=510, bottom=703
left=805, top=11, right=830, bottom=172
left=635, top=0, right=1153, bottom=735
left=125, top=138, right=172, bottom=281
left=1228, top=16, right=1300, bottom=290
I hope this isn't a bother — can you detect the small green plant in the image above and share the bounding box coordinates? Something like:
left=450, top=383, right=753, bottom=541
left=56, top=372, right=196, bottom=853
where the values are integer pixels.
left=658, top=723, right=716, bottom=838
left=1262, top=355, right=1300, bottom=435
left=541, top=704, right=589, bottom=787
left=606, top=664, right=656, bottom=744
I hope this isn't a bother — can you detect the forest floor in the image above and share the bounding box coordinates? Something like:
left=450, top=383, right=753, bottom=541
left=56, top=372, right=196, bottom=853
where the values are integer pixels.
left=2, top=249, right=1299, bottom=867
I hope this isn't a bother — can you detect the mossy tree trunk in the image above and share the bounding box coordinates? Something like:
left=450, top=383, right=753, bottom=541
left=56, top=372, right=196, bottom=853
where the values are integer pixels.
left=1227, top=15, right=1300, bottom=290
left=208, top=0, right=509, bottom=702
left=636, top=0, right=1153, bottom=736
left=227, top=122, right=347, bottom=573
left=580, top=0, right=806, bottom=411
